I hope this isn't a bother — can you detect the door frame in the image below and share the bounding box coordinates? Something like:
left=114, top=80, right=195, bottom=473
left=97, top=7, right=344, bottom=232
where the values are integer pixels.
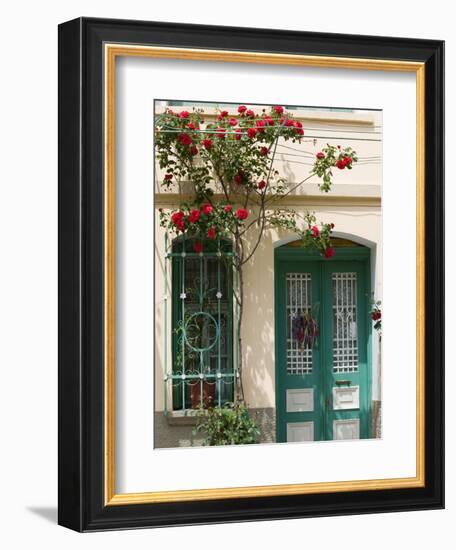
left=274, top=244, right=372, bottom=443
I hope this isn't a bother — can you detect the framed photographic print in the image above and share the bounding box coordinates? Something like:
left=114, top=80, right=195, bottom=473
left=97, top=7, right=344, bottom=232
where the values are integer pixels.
left=58, top=17, right=444, bottom=531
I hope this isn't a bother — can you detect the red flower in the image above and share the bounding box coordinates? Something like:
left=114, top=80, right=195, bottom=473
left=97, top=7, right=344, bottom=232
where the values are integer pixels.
left=190, top=146, right=198, bottom=156
left=178, top=133, right=192, bottom=146
left=284, top=119, right=293, bottom=127
left=216, top=127, right=226, bottom=139
left=171, top=211, right=185, bottom=231
left=293, top=120, right=304, bottom=135
left=247, top=127, right=257, bottom=139
left=316, top=152, right=325, bottom=160
left=187, top=122, right=196, bottom=130
left=273, top=105, right=284, bottom=114
left=245, top=109, right=255, bottom=117
left=343, top=156, right=352, bottom=166
left=193, top=241, right=203, bottom=253
left=256, top=119, right=266, bottom=132
left=259, top=146, right=269, bottom=156
left=311, top=226, right=319, bottom=238
left=188, top=209, right=201, bottom=224
left=265, top=116, right=274, bottom=126
left=330, top=223, right=335, bottom=229
left=202, top=138, right=213, bottom=150
left=207, top=227, right=216, bottom=240
left=228, top=117, right=238, bottom=126
left=257, top=180, right=266, bottom=190
left=238, top=105, right=247, bottom=114
left=234, top=172, right=244, bottom=185
left=236, top=208, right=249, bottom=220
left=164, top=174, right=173, bottom=181
left=324, top=247, right=336, bottom=259
left=201, top=204, right=213, bottom=215
left=224, top=205, right=232, bottom=212
left=372, top=311, right=381, bottom=321
left=336, top=159, right=346, bottom=170
left=178, top=110, right=190, bottom=119
left=218, top=110, right=229, bottom=119
left=234, top=128, right=242, bottom=140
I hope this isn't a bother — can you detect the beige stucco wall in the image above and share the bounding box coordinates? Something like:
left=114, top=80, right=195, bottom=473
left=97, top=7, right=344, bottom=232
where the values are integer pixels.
left=154, top=105, right=382, bottom=412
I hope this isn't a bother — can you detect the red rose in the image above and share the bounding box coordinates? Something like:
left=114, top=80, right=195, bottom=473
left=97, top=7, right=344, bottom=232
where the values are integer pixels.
left=218, top=110, right=229, bottom=119
left=265, top=116, right=274, bottom=126
left=171, top=211, right=185, bottom=231
left=311, top=226, right=319, bottom=238
left=216, top=127, right=226, bottom=139
left=236, top=208, right=249, bottom=220
left=190, top=146, right=198, bottom=156
left=324, top=247, right=336, bottom=259
left=259, top=146, right=269, bottom=156
left=224, top=205, right=232, bottom=212
left=202, top=138, right=213, bottom=150
left=273, top=105, right=284, bottom=114
left=234, top=128, right=242, bottom=140
left=207, top=227, right=216, bottom=240
left=228, top=117, right=238, bottom=126
left=284, top=119, right=293, bottom=127
left=247, top=127, right=257, bottom=139
left=372, top=311, right=381, bottom=321
left=245, top=109, right=255, bottom=117
left=257, top=180, right=266, bottom=190
left=187, top=122, right=196, bottom=130
left=343, top=156, right=352, bottom=166
left=188, top=209, right=201, bottom=224
left=316, top=152, right=325, bottom=160
left=178, top=133, right=192, bottom=146
left=256, top=119, right=266, bottom=132
left=201, top=204, right=213, bottom=215
left=193, top=241, right=203, bottom=253
left=178, top=110, right=190, bottom=119
left=293, top=121, right=304, bottom=135
left=336, top=159, right=346, bottom=170
left=234, top=172, right=244, bottom=185
left=164, top=174, right=173, bottom=181
left=238, top=105, right=247, bottom=114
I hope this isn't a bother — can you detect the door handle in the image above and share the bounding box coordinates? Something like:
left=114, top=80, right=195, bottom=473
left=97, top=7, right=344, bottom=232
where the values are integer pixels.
left=335, top=380, right=351, bottom=386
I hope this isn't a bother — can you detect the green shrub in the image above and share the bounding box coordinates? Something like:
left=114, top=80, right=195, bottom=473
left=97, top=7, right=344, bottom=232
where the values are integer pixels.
left=193, top=402, right=260, bottom=446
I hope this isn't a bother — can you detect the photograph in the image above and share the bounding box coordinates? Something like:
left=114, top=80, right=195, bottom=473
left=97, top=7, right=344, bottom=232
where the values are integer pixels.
left=154, top=100, right=383, bottom=448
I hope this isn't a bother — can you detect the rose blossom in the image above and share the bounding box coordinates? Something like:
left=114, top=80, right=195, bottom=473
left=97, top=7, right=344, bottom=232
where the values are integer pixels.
left=202, top=138, right=212, bottom=150
left=178, top=110, right=190, bottom=119
left=178, top=133, right=192, bottom=146
left=237, top=105, right=247, bottom=114
left=247, top=127, right=257, bottom=139
left=216, top=127, right=226, bottom=139
left=316, top=152, right=325, bottom=160
left=256, top=119, right=266, bottom=132
left=190, top=146, right=198, bottom=156
left=193, top=241, right=203, bottom=253
left=188, top=209, right=201, bottom=224
left=324, top=247, right=336, bottom=259
left=187, top=122, right=196, bottom=130
left=259, top=146, right=269, bottom=156
left=218, top=110, right=229, bottom=119
left=234, top=128, right=242, bottom=140
left=171, top=211, right=185, bottom=231
left=228, top=117, right=238, bottom=126
left=273, top=105, right=284, bottom=114
left=245, top=109, right=255, bottom=117
left=164, top=174, right=173, bottom=181
left=257, top=180, right=266, bottom=190
left=207, top=227, right=216, bottom=240
left=236, top=208, right=249, bottom=220
left=336, top=159, right=346, bottom=169
left=311, top=226, right=319, bottom=238
left=224, top=205, right=232, bottom=212
left=201, top=204, right=213, bottom=215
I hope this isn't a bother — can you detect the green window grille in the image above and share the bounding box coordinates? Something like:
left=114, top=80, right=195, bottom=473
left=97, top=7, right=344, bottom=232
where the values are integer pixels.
left=163, top=235, right=237, bottom=414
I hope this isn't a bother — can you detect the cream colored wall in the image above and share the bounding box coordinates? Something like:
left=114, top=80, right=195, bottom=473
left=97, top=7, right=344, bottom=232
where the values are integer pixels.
left=154, top=104, right=383, bottom=412
left=154, top=204, right=382, bottom=411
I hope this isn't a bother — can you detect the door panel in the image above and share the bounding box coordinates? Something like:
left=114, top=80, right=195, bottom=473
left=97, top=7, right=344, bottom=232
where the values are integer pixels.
left=275, top=255, right=371, bottom=443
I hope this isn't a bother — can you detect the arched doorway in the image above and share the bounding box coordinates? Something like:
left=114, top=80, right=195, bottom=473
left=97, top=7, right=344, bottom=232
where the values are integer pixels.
left=274, top=238, right=372, bottom=442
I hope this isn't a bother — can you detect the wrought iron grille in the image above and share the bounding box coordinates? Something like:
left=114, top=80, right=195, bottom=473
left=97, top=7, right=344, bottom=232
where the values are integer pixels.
left=332, top=272, right=359, bottom=372
left=286, top=272, right=313, bottom=374
left=163, top=235, right=238, bottom=414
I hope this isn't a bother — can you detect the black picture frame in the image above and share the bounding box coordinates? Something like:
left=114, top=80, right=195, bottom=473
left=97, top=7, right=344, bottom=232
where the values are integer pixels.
left=58, top=17, right=444, bottom=532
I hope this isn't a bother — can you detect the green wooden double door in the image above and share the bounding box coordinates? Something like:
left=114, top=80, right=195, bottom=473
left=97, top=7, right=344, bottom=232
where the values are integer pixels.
left=275, top=248, right=372, bottom=443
